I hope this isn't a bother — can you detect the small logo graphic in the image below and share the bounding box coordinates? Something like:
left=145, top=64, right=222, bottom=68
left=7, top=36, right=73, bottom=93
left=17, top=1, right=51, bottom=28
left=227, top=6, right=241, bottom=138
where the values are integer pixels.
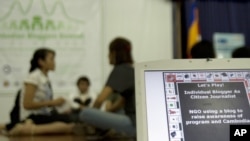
left=170, top=131, right=176, bottom=138
left=221, top=72, right=228, bottom=77
left=230, top=125, right=250, bottom=141
left=166, top=89, right=175, bottom=95
left=214, top=73, right=221, bottom=79
left=198, top=73, right=206, bottom=79
left=166, top=96, right=177, bottom=101
left=168, top=102, right=177, bottom=109
left=2, top=64, right=12, bottom=75
left=168, top=109, right=180, bottom=115
left=176, top=74, right=183, bottom=80
left=169, top=123, right=179, bottom=130
left=3, top=80, right=10, bottom=87
left=166, top=75, right=176, bottom=82
left=191, top=73, right=198, bottom=78
left=166, top=83, right=174, bottom=88
left=169, top=116, right=180, bottom=123
left=245, top=73, right=250, bottom=79
left=229, top=73, right=235, bottom=78
left=236, top=73, right=243, bottom=78
left=184, top=74, right=189, bottom=79
left=206, top=73, right=213, bottom=78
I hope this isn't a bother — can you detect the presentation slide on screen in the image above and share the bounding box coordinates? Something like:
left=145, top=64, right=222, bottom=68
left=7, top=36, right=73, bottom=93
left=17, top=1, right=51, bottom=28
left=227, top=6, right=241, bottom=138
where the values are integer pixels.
left=163, top=70, right=250, bottom=141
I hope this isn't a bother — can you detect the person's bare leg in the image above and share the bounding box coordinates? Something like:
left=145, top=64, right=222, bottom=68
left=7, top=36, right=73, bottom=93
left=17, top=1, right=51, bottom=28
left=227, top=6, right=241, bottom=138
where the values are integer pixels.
left=32, top=122, right=74, bottom=135
left=9, top=121, right=74, bottom=136
left=0, top=124, right=6, bottom=131
left=8, top=119, right=33, bottom=135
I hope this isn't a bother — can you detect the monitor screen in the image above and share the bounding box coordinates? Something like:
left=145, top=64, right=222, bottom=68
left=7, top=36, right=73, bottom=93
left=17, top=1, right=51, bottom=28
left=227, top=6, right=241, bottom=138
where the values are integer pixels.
left=144, top=70, right=250, bottom=141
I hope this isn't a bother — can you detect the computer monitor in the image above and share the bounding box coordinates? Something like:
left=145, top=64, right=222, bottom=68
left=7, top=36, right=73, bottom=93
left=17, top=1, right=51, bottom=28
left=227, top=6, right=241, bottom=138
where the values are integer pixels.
left=135, top=59, right=250, bottom=141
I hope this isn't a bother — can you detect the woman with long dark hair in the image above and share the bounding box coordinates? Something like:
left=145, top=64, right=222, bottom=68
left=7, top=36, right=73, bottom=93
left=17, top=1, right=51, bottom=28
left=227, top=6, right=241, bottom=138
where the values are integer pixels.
left=79, top=37, right=136, bottom=137
left=8, top=48, right=75, bottom=135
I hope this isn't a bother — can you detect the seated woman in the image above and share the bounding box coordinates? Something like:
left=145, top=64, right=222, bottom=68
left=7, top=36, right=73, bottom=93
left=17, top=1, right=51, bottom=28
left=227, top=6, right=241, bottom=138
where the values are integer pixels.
left=6, top=48, right=75, bottom=136
left=79, top=37, right=136, bottom=137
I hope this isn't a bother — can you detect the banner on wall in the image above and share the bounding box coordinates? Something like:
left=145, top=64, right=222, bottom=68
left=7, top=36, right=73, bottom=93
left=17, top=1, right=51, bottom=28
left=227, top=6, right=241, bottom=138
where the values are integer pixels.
left=0, top=0, right=102, bottom=94
left=213, top=33, right=245, bottom=58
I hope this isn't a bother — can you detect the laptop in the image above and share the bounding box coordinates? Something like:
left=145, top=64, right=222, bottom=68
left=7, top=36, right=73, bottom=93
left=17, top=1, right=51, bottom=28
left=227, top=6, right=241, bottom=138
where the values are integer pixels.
left=135, top=59, right=250, bottom=141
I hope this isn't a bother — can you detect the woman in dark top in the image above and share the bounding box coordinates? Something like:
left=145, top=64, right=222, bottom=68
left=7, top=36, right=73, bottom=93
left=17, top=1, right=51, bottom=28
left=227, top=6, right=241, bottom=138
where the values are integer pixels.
left=79, top=37, right=136, bottom=136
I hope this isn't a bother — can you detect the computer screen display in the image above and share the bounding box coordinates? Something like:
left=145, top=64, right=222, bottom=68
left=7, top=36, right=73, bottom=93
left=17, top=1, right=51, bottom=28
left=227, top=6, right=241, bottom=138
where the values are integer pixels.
left=144, top=70, right=250, bottom=141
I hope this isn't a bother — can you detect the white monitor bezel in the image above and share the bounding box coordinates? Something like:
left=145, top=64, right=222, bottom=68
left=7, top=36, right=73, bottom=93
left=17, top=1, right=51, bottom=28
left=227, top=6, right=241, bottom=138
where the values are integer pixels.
left=135, top=58, right=250, bottom=141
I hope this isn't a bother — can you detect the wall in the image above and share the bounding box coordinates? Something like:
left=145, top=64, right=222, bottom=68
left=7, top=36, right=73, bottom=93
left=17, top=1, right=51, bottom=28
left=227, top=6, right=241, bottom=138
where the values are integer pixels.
left=102, top=0, right=173, bottom=79
left=0, top=95, right=15, bottom=123
left=0, top=0, right=173, bottom=123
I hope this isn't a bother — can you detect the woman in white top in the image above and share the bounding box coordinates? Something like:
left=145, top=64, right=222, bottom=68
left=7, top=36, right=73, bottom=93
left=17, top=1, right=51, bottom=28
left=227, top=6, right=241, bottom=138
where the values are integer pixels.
left=9, top=48, right=75, bottom=135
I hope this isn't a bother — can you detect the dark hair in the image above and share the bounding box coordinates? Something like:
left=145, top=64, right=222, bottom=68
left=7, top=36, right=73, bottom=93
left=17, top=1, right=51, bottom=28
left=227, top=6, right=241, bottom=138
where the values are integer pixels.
left=77, top=76, right=90, bottom=86
left=232, top=47, right=250, bottom=58
left=109, top=37, right=133, bottom=65
left=191, top=40, right=215, bottom=58
left=29, top=48, right=55, bottom=72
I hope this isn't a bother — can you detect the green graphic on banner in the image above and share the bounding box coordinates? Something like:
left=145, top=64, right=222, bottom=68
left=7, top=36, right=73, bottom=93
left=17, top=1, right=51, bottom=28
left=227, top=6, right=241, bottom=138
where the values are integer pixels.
left=0, top=0, right=85, bottom=40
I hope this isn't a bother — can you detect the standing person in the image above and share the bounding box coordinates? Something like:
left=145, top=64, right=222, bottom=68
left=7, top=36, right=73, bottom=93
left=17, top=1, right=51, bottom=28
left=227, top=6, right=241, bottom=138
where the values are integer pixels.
left=8, top=48, right=75, bottom=135
left=79, top=37, right=136, bottom=137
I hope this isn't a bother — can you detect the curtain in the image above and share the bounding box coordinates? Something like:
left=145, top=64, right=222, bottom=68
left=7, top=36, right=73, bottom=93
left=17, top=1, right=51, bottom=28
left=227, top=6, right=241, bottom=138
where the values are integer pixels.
left=198, top=0, right=250, bottom=45
left=183, top=0, right=250, bottom=57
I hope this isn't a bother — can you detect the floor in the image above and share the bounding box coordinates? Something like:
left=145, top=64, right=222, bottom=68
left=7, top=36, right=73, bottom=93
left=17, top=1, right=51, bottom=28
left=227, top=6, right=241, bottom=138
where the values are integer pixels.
left=0, top=134, right=136, bottom=141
